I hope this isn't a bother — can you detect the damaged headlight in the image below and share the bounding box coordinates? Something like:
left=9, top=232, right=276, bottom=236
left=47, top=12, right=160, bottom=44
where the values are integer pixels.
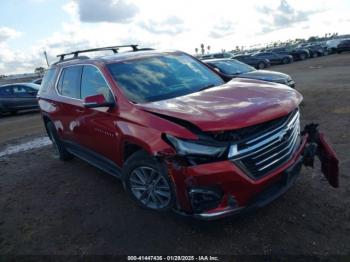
left=165, top=134, right=227, bottom=158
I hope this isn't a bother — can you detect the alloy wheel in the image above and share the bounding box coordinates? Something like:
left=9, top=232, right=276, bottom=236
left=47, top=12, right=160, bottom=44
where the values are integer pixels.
left=129, top=166, right=171, bottom=209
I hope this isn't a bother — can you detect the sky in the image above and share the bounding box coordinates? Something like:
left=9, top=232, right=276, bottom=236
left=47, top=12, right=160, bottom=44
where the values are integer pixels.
left=0, top=0, right=350, bottom=75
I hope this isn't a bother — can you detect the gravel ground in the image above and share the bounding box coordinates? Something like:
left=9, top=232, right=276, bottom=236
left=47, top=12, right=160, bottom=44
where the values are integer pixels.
left=0, top=54, right=349, bottom=256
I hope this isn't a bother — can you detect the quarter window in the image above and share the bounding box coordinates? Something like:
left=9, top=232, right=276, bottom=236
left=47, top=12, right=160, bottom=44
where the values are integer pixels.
left=81, top=65, right=113, bottom=102
left=40, top=68, right=57, bottom=94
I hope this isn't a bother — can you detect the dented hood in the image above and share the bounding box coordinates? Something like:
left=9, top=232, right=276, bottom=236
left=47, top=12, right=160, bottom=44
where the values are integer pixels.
left=137, top=78, right=303, bottom=131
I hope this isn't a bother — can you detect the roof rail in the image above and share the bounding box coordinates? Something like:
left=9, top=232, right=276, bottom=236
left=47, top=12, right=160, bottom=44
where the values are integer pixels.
left=56, top=44, right=139, bottom=61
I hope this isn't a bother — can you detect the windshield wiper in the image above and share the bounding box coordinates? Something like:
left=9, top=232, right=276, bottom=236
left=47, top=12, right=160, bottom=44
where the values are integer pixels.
left=198, top=84, right=216, bottom=92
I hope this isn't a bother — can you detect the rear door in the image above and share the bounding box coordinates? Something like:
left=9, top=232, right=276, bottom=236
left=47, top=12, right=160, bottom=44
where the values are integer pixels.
left=54, top=65, right=84, bottom=142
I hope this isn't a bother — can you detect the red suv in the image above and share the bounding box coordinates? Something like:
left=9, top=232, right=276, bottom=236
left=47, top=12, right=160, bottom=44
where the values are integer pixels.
left=38, top=45, right=339, bottom=220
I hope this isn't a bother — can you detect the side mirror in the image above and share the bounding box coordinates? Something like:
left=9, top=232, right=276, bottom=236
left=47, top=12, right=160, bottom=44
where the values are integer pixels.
left=83, top=94, right=115, bottom=108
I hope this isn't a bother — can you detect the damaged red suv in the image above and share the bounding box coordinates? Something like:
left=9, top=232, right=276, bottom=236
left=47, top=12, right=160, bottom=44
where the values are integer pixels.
left=38, top=45, right=339, bottom=220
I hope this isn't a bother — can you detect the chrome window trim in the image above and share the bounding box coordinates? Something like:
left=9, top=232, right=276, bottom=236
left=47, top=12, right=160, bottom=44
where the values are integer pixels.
left=54, top=63, right=117, bottom=105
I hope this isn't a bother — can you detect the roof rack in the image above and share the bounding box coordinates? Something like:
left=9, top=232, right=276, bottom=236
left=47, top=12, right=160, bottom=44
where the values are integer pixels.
left=56, top=44, right=139, bottom=61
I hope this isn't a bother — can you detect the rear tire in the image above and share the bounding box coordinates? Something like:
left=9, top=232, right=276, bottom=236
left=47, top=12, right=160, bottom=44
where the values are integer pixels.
left=282, top=58, right=289, bottom=64
left=123, top=151, right=175, bottom=211
left=257, top=62, right=265, bottom=69
left=46, top=121, right=73, bottom=161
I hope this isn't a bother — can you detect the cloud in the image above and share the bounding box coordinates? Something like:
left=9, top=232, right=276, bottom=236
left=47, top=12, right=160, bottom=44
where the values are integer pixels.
left=138, top=16, right=185, bottom=35
left=209, top=20, right=236, bottom=38
left=76, top=0, right=139, bottom=23
left=257, top=0, right=321, bottom=33
left=0, top=27, right=22, bottom=43
left=0, top=45, right=46, bottom=75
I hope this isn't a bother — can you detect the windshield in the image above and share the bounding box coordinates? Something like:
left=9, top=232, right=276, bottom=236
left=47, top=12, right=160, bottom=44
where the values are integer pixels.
left=107, top=53, right=224, bottom=103
left=208, top=60, right=255, bottom=75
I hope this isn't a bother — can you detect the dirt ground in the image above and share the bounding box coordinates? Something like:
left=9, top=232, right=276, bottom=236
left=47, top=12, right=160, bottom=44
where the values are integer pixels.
left=0, top=54, right=349, bottom=256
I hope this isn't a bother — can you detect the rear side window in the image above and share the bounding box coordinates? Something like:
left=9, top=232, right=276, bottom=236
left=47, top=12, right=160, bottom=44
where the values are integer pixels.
left=81, top=65, right=113, bottom=102
left=40, top=68, right=56, bottom=94
left=57, top=66, right=82, bottom=99
left=0, top=86, right=13, bottom=96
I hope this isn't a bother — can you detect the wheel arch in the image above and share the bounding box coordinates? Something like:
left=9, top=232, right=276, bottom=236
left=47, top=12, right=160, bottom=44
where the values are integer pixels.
left=120, top=137, right=155, bottom=167
left=42, top=114, right=52, bottom=137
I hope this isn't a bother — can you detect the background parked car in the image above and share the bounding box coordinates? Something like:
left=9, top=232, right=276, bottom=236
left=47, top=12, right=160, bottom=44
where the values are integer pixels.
left=303, top=44, right=328, bottom=57
left=201, top=52, right=234, bottom=59
left=231, top=54, right=271, bottom=69
left=0, top=83, right=40, bottom=115
left=252, top=52, right=293, bottom=65
left=267, top=46, right=310, bottom=61
left=337, top=39, right=350, bottom=53
left=326, top=39, right=344, bottom=53
left=203, top=58, right=295, bottom=88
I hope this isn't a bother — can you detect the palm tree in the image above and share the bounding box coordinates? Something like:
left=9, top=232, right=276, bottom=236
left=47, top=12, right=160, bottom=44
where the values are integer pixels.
left=200, top=43, right=205, bottom=55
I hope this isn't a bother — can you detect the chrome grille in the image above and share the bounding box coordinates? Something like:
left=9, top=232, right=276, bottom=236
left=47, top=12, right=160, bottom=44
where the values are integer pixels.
left=230, top=110, right=301, bottom=179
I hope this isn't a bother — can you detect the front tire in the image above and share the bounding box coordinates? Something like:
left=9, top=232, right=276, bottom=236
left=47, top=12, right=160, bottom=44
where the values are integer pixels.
left=123, top=151, right=175, bottom=211
left=46, top=121, right=73, bottom=161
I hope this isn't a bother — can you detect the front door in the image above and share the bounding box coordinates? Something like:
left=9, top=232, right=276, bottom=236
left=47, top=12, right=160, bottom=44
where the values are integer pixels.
left=77, top=65, right=120, bottom=164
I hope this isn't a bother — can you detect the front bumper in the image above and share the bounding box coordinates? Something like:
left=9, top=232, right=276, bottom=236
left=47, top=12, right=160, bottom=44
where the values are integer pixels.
left=168, top=124, right=339, bottom=220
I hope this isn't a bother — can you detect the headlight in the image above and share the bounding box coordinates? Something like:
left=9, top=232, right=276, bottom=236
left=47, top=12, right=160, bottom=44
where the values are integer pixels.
left=165, top=134, right=227, bottom=158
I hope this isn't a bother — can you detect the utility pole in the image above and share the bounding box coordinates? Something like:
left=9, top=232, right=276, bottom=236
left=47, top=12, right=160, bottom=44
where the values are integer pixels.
left=43, top=51, right=50, bottom=67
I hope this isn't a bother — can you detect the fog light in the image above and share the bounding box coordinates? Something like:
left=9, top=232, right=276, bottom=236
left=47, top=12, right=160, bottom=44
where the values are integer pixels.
left=227, top=195, right=238, bottom=208
left=189, top=187, right=223, bottom=213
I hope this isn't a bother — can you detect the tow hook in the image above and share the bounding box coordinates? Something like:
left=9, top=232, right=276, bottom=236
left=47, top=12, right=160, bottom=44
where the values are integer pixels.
left=301, top=123, right=339, bottom=188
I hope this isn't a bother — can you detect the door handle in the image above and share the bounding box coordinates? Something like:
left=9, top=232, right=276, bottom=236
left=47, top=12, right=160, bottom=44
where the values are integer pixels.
left=75, top=108, right=84, bottom=113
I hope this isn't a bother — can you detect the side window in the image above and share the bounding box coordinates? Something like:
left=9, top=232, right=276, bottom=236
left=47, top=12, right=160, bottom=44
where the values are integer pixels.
left=81, top=65, right=113, bottom=102
left=13, top=85, right=31, bottom=96
left=57, top=66, right=82, bottom=99
left=213, top=54, right=223, bottom=58
left=0, top=86, right=13, bottom=96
